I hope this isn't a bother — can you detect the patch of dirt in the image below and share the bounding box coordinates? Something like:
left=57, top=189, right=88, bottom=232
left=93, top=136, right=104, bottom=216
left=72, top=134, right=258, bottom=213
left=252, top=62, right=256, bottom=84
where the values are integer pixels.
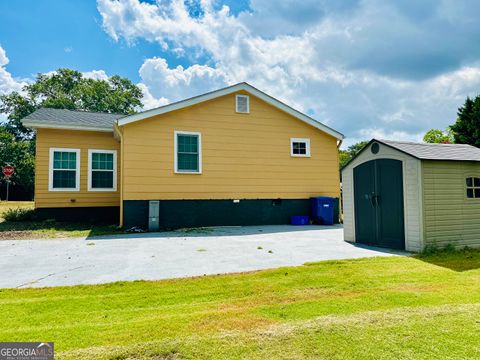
left=0, top=230, right=42, bottom=240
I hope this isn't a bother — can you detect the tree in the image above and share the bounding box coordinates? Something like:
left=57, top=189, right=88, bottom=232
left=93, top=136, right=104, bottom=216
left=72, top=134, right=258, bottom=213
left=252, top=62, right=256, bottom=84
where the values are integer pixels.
left=0, top=126, right=35, bottom=200
left=423, top=128, right=453, bottom=144
left=450, top=95, right=480, bottom=147
left=0, top=68, right=143, bottom=139
left=339, top=141, right=369, bottom=168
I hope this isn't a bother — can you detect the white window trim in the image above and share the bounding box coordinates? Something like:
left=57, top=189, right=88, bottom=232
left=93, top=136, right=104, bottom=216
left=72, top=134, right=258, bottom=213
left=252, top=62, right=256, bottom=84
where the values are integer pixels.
left=48, top=148, right=81, bottom=192
left=235, top=94, right=250, bottom=113
left=88, top=149, right=118, bottom=192
left=290, top=138, right=311, bottom=157
left=174, top=130, right=202, bottom=174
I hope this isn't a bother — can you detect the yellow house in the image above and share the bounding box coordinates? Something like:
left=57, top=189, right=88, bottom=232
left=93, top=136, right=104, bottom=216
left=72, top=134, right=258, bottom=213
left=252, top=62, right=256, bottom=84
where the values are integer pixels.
left=22, top=83, right=344, bottom=229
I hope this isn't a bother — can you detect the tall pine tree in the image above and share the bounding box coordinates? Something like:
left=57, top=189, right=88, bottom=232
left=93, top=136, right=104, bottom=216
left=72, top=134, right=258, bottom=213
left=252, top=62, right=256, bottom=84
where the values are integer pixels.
left=450, top=95, right=480, bottom=147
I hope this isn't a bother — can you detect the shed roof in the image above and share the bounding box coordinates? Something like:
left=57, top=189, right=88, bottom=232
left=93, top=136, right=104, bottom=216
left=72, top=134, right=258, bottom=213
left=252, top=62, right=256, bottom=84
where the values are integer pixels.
left=377, top=139, right=480, bottom=161
left=22, top=108, right=122, bottom=132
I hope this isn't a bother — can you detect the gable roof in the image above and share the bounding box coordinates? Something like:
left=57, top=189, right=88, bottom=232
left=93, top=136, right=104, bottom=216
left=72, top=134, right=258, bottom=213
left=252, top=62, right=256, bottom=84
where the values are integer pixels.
left=117, top=82, right=344, bottom=140
left=378, top=139, right=480, bottom=161
left=22, top=108, right=122, bottom=132
left=342, top=138, right=480, bottom=170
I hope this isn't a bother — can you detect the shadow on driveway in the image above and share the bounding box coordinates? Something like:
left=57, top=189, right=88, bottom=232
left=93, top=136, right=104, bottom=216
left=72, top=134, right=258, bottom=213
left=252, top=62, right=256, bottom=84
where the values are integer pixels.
left=88, top=224, right=344, bottom=240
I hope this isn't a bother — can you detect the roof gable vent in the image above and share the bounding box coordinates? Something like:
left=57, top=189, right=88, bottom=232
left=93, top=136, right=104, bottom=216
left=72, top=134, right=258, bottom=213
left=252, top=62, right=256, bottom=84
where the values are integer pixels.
left=236, top=95, right=249, bottom=113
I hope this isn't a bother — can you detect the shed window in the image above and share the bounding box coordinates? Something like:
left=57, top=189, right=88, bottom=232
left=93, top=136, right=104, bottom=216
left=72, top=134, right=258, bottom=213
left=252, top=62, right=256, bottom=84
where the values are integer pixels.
left=175, top=131, right=202, bottom=173
left=49, top=148, right=80, bottom=191
left=88, top=150, right=117, bottom=191
left=290, top=138, right=311, bottom=157
left=466, top=177, right=480, bottom=198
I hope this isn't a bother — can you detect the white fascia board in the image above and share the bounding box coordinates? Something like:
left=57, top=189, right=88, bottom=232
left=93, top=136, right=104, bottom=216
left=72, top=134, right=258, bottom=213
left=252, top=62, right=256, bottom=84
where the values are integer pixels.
left=22, top=121, right=113, bottom=132
left=117, top=83, right=345, bottom=140
left=118, top=83, right=246, bottom=126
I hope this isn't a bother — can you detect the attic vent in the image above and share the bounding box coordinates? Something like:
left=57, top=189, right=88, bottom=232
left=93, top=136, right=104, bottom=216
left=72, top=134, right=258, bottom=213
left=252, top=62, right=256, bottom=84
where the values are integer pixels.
left=236, top=95, right=249, bottom=113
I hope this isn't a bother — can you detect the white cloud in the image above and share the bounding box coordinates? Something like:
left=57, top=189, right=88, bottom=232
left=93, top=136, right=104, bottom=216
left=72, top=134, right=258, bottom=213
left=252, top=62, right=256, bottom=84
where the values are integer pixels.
left=139, top=57, right=228, bottom=101
left=137, top=83, right=169, bottom=110
left=0, top=46, right=26, bottom=95
left=95, top=0, right=480, bottom=143
left=82, top=69, right=110, bottom=81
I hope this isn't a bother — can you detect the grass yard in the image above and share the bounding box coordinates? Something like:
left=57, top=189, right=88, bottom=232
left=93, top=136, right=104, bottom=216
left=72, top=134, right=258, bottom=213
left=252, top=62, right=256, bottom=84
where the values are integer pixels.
left=0, top=201, right=121, bottom=239
left=1, top=250, right=480, bottom=359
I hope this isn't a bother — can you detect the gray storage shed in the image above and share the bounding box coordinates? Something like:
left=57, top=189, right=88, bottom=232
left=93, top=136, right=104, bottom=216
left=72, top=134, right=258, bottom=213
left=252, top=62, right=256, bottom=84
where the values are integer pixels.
left=342, top=139, right=480, bottom=252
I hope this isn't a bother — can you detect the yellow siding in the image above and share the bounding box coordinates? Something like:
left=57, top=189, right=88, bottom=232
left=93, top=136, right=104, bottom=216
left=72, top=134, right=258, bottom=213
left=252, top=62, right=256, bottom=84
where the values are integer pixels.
left=35, top=129, right=120, bottom=208
left=122, top=92, right=340, bottom=200
left=422, top=160, right=480, bottom=248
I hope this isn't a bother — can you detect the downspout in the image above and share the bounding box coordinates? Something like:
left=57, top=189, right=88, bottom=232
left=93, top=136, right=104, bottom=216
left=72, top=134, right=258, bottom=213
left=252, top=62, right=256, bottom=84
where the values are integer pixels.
left=337, top=139, right=343, bottom=149
left=114, top=123, right=124, bottom=227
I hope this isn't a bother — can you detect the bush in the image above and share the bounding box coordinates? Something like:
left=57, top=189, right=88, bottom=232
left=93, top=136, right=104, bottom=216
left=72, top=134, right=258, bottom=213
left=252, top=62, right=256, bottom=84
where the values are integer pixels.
left=3, top=208, right=35, bottom=222
left=420, top=243, right=463, bottom=256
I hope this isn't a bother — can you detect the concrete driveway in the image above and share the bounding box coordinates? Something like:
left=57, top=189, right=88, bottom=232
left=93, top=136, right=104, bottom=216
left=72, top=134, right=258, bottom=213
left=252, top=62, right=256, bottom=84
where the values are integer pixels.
left=0, top=225, right=404, bottom=288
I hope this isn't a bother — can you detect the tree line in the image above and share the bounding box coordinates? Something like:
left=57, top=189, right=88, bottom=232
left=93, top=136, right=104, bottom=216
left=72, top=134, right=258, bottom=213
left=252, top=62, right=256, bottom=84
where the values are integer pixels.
left=340, top=95, right=480, bottom=168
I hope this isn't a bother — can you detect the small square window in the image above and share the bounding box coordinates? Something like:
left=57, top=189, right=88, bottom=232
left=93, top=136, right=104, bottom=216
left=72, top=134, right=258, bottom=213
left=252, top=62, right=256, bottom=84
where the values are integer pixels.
left=466, top=177, right=480, bottom=199
left=290, top=138, right=311, bottom=157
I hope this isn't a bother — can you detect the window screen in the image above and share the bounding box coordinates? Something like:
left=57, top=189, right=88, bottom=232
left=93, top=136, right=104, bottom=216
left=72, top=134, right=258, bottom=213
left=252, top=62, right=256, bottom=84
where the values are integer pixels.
left=177, top=134, right=199, bottom=172
left=91, top=152, right=114, bottom=189
left=236, top=95, right=249, bottom=113
left=52, top=151, right=77, bottom=189
left=466, top=177, right=480, bottom=198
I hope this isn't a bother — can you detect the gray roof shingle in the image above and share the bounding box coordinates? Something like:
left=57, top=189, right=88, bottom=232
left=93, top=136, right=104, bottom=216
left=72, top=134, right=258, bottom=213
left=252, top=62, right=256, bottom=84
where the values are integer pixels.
left=22, top=108, right=123, bottom=131
left=377, top=139, right=480, bottom=161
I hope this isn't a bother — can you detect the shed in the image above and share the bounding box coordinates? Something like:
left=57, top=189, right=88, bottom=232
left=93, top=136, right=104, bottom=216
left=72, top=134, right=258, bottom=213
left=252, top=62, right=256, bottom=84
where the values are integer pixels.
left=342, top=139, right=480, bottom=252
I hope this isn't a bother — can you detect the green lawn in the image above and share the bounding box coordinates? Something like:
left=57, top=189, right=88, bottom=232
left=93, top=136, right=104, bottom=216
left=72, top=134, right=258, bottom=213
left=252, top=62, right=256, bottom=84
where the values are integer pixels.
left=0, top=201, right=121, bottom=239
left=1, top=250, right=480, bottom=359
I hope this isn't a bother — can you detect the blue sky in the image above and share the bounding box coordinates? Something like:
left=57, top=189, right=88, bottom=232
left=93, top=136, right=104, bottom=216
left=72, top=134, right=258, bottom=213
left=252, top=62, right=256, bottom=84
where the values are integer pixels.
left=0, top=0, right=186, bottom=81
left=1, top=0, right=480, bottom=146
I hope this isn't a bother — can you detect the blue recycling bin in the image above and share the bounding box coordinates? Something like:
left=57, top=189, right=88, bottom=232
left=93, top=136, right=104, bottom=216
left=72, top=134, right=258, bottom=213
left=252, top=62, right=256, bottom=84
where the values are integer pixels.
left=311, top=196, right=336, bottom=225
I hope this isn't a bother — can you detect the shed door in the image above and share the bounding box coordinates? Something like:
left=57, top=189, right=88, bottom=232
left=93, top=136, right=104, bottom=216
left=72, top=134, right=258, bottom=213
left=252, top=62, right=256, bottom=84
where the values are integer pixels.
left=353, top=159, right=405, bottom=250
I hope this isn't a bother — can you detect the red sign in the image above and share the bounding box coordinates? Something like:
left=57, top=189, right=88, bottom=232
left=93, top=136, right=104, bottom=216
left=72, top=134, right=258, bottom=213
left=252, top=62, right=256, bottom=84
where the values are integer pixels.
left=3, top=165, right=14, bottom=177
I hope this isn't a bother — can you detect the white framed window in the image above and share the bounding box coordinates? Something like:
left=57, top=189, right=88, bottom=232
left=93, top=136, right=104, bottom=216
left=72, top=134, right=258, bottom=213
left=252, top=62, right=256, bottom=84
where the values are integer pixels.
left=49, top=148, right=80, bottom=192
left=236, top=94, right=250, bottom=113
left=174, top=131, right=202, bottom=174
left=290, top=138, right=311, bottom=157
left=88, top=149, right=117, bottom=191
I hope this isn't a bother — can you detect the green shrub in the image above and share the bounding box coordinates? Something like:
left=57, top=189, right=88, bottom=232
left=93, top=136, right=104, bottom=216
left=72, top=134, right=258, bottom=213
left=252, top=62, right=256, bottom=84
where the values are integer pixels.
left=3, top=208, right=35, bottom=222
left=421, top=243, right=461, bottom=256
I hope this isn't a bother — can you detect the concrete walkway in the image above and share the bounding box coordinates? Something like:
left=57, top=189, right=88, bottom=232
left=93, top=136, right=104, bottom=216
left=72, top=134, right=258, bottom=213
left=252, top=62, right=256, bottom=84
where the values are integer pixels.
left=0, top=225, right=405, bottom=288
